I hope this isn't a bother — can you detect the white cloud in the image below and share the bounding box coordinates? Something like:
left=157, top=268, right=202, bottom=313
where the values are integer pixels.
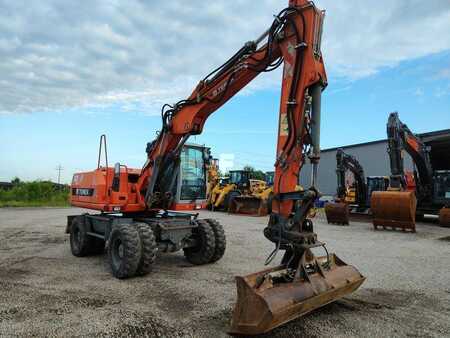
left=0, top=0, right=449, bottom=114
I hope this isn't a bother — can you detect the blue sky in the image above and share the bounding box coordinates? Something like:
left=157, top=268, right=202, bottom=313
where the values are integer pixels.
left=1, top=1, right=449, bottom=183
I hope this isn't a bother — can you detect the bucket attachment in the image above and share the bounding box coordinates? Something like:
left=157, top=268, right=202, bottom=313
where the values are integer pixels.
left=439, top=208, right=450, bottom=227
left=229, top=196, right=269, bottom=216
left=324, top=202, right=349, bottom=225
left=230, top=251, right=365, bottom=335
left=371, top=191, right=417, bottom=232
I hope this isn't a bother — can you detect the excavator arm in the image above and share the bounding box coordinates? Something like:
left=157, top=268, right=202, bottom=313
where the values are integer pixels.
left=387, top=112, right=433, bottom=201
left=336, top=148, right=368, bottom=207
left=136, top=0, right=327, bottom=218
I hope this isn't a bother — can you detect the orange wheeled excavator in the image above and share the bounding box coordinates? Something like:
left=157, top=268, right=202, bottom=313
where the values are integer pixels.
left=69, top=0, right=365, bottom=334
left=372, top=112, right=450, bottom=231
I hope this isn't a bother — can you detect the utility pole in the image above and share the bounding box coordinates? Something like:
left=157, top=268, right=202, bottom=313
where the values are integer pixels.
left=55, top=165, right=63, bottom=186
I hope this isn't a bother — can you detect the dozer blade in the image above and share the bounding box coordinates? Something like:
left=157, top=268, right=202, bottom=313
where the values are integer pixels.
left=439, top=208, right=450, bottom=227
left=229, top=196, right=268, bottom=216
left=230, top=254, right=365, bottom=335
left=324, top=202, right=349, bottom=225
left=371, top=191, right=417, bottom=232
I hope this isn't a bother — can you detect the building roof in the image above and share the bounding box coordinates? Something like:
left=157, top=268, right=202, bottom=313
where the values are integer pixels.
left=322, top=128, right=450, bottom=153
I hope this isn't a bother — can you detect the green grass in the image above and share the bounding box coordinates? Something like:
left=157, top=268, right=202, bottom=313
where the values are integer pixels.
left=0, top=180, right=70, bottom=208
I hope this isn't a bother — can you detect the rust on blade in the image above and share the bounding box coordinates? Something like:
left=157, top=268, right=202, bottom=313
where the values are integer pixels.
left=439, top=207, right=450, bottom=227
left=324, top=202, right=349, bottom=225
left=230, top=254, right=365, bottom=335
left=371, top=191, right=417, bottom=232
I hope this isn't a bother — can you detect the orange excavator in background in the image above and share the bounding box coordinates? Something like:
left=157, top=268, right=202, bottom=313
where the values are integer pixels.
left=69, top=0, right=365, bottom=334
left=372, top=112, right=450, bottom=231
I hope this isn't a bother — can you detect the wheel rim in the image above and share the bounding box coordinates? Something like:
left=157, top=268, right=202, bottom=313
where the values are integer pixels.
left=111, top=237, right=123, bottom=269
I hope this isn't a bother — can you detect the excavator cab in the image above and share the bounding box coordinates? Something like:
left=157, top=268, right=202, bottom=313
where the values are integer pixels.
left=366, top=176, right=390, bottom=206
left=434, top=170, right=450, bottom=226
left=229, top=170, right=252, bottom=191
left=265, top=171, right=275, bottom=186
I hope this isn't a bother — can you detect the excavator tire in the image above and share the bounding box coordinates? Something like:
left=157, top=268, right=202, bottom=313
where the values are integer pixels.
left=70, top=216, right=96, bottom=257
left=371, top=191, right=417, bottom=232
left=439, top=208, right=450, bottom=227
left=135, top=223, right=158, bottom=276
left=107, top=223, right=141, bottom=279
left=205, top=219, right=226, bottom=263
left=324, top=202, right=349, bottom=225
left=183, top=221, right=215, bottom=265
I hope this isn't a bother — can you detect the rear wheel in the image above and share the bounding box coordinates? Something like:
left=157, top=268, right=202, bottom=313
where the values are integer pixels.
left=205, top=219, right=226, bottom=263
left=70, top=216, right=94, bottom=257
left=183, top=221, right=215, bottom=265
left=135, top=223, right=158, bottom=276
left=107, top=224, right=141, bottom=279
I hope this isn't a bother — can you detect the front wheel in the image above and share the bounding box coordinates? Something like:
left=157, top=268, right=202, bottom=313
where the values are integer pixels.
left=107, top=224, right=141, bottom=279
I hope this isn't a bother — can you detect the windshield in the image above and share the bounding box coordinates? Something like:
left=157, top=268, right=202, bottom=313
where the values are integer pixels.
left=265, top=172, right=274, bottom=186
left=230, top=171, right=243, bottom=184
left=180, top=147, right=206, bottom=200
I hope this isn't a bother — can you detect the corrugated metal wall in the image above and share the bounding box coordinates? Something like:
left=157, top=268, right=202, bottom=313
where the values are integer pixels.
left=299, top=140, right=415, bottom=196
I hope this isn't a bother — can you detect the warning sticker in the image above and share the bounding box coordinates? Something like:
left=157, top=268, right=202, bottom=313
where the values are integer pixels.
left=279, top=113, right=289, bottom=136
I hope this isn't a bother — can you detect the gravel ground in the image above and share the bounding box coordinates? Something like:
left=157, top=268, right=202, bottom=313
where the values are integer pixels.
left=0, top=207, right=449, bottom=337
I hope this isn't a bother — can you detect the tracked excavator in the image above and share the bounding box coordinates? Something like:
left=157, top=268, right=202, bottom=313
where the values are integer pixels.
left=69, top=1, right=365, bottom=334
left=325, top=149, right=367, bottom=225
left=372, top=112, right=450, bottom=231
left=325, top=149, right=389, bottom=225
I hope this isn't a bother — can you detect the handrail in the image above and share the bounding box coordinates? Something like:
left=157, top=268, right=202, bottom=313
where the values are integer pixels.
left=97, top=134, right=108, bottom=169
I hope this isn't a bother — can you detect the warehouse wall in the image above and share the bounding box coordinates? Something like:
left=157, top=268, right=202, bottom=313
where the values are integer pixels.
left=299, top=140, right=415, bottom=196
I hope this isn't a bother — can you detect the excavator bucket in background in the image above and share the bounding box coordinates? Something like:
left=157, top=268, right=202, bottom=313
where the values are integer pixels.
left=324, top=202, right=349, bottom=225
left=439, top=208, right=450, bottom=227
left=371, top=191, right=417, bottom=232
left=229, top=196, right=269, bottom=216
left=230, top=252, right=365, bottom=335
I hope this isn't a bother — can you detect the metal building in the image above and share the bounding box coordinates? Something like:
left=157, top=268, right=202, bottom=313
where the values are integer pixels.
left=300, top=129, right=450, bottom=196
